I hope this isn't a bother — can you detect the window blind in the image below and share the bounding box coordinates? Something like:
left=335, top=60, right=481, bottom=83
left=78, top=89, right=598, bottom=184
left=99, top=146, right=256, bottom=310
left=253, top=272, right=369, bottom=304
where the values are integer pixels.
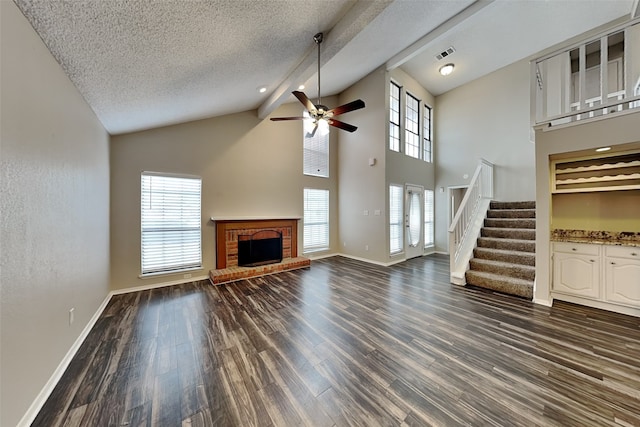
left=141, top=173, right=202, bottom=275
left=389, top=184, right=404, bottom=254
left=424, top=189, right=434, bottom=247
left=304, top=188, right=329, bottom=251
left=303, top=111, right=329, bottom=177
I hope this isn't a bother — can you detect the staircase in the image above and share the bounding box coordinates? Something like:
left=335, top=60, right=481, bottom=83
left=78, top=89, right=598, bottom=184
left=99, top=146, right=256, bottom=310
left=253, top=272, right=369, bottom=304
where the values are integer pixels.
left=465, top=201, right=535, bottom=299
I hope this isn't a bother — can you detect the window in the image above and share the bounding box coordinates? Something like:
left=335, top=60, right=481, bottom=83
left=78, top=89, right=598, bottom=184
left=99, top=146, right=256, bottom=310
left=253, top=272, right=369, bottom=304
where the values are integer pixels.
left=389, top=82, right=401, bottom=152
left=424, top=189, right=434, bottom=247
left=304, top=188, right=329, bottom=251
left=423, top=104, right=432, bottom=162
left=389, top=184, right=404, bottom=254
left=405, top=93, right=420, bottom=159
left=303, top=111, right=329, bottom=177
left=141, top=173, right=202, bottom=275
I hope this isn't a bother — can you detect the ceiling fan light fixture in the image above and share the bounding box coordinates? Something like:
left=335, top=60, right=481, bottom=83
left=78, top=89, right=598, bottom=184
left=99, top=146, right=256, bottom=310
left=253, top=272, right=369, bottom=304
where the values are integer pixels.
left=317, top=118, right=330, bottom=136
left=439, top=63, right=455, bottom=76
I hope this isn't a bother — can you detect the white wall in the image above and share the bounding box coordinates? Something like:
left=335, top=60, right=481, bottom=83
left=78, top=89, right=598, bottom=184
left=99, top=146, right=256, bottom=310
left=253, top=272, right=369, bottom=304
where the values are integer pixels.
left=434, top=59, right=535, bottom=253
left=110, top=97, right=340, bottom=290
left=0, top=2, right=111, bottom=426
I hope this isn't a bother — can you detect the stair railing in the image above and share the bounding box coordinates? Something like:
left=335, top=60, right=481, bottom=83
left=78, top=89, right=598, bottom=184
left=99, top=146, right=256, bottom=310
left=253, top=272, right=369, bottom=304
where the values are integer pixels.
left=448, top=159, right=494, bottom=284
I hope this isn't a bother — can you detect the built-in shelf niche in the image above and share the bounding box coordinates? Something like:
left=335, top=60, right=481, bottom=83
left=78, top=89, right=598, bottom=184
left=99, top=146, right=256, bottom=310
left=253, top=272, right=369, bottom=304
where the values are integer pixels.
left=551, top=149, right=640, bottom=193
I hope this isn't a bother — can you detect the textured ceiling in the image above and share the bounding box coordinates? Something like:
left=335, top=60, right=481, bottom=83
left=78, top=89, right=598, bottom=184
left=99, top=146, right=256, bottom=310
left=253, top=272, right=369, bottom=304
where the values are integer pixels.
left=13, top=0, right=637, bottom=135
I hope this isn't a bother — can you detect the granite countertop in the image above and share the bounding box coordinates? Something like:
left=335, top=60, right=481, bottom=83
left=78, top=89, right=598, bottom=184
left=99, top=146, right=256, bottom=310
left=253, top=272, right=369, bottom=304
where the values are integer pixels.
left=551, top=229, right=640, bottom=247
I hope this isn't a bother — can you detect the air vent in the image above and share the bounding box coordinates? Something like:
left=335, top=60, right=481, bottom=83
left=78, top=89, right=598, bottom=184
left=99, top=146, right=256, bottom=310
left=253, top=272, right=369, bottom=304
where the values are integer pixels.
left=435, top=47, right=455, bottom=61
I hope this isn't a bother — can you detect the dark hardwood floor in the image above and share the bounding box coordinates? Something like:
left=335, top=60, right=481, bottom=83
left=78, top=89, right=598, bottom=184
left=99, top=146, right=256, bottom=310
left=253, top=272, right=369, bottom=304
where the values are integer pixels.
left=33, top=254, right=640, bottom=426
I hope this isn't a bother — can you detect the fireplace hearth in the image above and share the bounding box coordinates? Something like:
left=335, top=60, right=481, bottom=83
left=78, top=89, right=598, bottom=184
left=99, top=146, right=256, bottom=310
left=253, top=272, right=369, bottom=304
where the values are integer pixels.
left=210, top=218, right=310, bottom=285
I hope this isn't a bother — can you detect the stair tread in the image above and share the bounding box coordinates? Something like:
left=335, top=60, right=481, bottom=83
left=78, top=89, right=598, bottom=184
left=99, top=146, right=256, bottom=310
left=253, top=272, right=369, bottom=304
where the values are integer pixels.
left=466, top=270, right=534, bottom=286
left=470, top=258, right=535, bottom=270
left=474, top=247, right=535, bottom=256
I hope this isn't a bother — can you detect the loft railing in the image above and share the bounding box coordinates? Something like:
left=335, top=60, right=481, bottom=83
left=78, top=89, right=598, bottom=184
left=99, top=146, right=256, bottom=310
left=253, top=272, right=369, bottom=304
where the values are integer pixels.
left=533, top=18, right=640, bottom=128
left=448, top=159, right=494, bottom=284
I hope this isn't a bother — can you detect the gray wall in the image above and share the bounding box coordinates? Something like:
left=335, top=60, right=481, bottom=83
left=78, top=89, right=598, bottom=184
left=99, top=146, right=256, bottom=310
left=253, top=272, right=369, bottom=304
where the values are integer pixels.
left=0, top=2, right=111, bottom=426
left=337, top=66, right=435, bottom=264
left=110, top=97, right=340, bottom=290
left=434, top=59, right=536, bottom=253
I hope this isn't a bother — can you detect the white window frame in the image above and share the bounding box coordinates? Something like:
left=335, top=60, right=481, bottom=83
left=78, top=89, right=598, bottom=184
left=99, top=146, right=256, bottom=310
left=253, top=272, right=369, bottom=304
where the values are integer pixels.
left=424, top=189, right=434, bottom=247
left=405, top=93, right=420, bottom=159
left=303, top=188, right=330, bottom=252
left=303, top=111, right=329, bottom=177
left=389, top=184, right=404, bottom=255
left=141, top=172, right=202, bottom=276
left=389, top=82, right=401, bottom=152
left=423, top=104, right=432, bottom=162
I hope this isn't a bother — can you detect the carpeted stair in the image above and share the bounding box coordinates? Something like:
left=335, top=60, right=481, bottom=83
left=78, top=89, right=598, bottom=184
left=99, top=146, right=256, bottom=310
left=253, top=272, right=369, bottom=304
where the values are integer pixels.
left=465, top=201, right=535, bottom=299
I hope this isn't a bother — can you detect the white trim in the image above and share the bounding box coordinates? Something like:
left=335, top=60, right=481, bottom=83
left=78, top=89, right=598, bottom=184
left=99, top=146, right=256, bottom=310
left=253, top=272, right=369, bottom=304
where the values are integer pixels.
left=306, top=251, right=340, bottom=261
left=111, top=275, right=208, bottom=295
left=533, top=298, right=554, bottom=307
left=338, top=253, right=407, bottom=267
left=17, top=292, right=113, bottom=427
left=210, top=216, right=302, bottom=222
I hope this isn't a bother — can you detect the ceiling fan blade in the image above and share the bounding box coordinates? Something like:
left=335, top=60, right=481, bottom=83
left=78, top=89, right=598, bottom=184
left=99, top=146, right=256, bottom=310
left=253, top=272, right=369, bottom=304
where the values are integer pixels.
left=292, top=91, right=316, bottom=113
left=327, top=99, right=365, bottom=116
left=328, top=119, right=357, bottom=133
left=270, top=116, right=308, bottom=121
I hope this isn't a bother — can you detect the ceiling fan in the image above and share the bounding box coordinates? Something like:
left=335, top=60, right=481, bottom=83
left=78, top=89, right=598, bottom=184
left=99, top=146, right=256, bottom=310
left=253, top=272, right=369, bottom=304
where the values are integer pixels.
left=270, top=32, right=365, bottom=137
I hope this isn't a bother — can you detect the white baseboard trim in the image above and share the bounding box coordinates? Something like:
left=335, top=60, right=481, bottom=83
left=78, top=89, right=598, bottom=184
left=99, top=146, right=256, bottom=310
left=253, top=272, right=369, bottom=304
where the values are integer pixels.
left=111, top=275, right=209, bottom=295
left=17, top=292, right=113, bottom=427
left=306, top=252, right=340, bottom=261
left=533, top=298, right=553, bottom=307
left=337, top=253, right=406, bottom=267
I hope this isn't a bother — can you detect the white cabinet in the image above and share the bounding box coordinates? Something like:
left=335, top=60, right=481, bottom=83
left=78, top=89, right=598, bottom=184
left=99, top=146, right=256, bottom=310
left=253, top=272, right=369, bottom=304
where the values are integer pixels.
left=605, top=246, right=640, bottom=306
left=552, top=242, right=640, bottom=313
left=552, top=242, right=600, bottom=299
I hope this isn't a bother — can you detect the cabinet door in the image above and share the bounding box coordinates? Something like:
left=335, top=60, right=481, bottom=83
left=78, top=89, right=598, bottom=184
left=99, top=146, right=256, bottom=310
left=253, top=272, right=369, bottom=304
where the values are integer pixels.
left=605, top=257, right=640, bottom=307
left=553, top=252, right=600, bottom=298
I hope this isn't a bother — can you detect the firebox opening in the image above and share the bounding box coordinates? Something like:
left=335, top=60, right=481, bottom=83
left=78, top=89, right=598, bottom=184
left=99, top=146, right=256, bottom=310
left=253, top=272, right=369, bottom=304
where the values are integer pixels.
left=237, top=230, right=283, bottom=267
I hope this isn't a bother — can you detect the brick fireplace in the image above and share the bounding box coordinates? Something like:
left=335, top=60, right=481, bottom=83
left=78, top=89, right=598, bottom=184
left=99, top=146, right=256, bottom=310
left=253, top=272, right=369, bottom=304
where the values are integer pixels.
left=209, top=218, right=310, bottom=285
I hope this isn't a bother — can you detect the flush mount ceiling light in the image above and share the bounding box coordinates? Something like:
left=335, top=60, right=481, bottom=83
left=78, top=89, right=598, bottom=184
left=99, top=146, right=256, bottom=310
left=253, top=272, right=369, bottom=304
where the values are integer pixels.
left=258, top=86, right=267, bottom=93
left=298, top=84, right=305, bottom=90
left=439, top=63, right=455, bottom=76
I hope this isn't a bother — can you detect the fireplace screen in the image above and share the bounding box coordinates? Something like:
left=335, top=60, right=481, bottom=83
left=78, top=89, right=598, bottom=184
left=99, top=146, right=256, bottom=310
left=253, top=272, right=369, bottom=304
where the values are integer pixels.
left=237, top=230, right=283, bottom=267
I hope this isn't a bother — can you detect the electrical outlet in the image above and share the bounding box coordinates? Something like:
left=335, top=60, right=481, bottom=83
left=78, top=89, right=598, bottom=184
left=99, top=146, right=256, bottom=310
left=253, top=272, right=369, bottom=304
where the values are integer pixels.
left=183, top=273, right=192, bottom=279
left=69, top=308, right=75, bottom=325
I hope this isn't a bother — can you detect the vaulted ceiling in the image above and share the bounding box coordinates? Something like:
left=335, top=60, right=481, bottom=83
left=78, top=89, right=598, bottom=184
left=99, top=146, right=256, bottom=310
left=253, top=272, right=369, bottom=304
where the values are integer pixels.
left=14, top=0, right=636, bottom=135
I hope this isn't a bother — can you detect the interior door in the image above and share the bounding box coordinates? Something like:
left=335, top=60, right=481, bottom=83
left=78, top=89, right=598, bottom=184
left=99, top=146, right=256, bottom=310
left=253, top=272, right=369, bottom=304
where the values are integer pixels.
left=405, top=184, right=424, bottom=259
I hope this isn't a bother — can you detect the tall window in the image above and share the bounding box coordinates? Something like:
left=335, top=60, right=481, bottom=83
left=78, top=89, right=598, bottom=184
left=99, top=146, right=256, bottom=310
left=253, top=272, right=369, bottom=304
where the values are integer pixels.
left=389, top=184, right=404, bottom=254
left=423, top=104, right=432, bottom=162
left=424, top=189, right=434, bottom=247
left=303, top=111, right=329, bottom=177
left=389, top=82, right=401, bottom=152
left=141, top=173, right=202, bottom=275
left=405, top=93, right=420, bottom=159
left=304, top=188, right=329, bottom=251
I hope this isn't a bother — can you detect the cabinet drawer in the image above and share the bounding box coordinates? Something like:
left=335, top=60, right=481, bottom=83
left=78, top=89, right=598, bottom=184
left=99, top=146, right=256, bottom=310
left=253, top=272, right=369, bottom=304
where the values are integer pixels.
left=553, top=242, right=600, bottom=256
left=605, top=245, right=640, bottom=260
